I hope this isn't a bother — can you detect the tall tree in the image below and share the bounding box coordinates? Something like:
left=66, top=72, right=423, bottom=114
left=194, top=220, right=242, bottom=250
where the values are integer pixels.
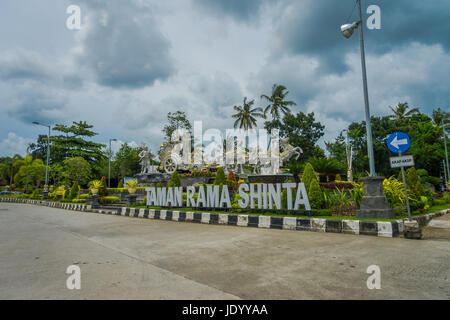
left=432, top=107, right=450, bottom=127
left=13, top=155, right=45, bottom=191
left=62, top=157, right=92, bottom=187
left=28, top=121, right=106, bottom=173
left=232, top=97, right=264, bottom=130
left=389, top=102, right=420, bottom=121
left=162, top=111, right=192, bottom=141
left=265, top=111, right=325, bottom=161
left=261, top=84, right=296, bottom=120
left=111, top=143, right=144, bottom=180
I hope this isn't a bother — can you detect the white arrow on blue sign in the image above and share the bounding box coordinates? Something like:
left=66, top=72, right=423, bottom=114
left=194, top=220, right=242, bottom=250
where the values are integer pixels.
left=387, top=132, right=411, bottom=153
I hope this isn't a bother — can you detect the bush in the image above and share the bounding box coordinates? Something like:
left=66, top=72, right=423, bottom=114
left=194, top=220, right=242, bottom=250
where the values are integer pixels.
left=99, top=176, right=107, bottom=196
left=72, top=199, right=87, bottom=204
left=214, top=167, right=226, bottom=185
left=79, top=193, right=90, bottom=199
left=69, top=181, right=79, bottom=200
left=118, top=179, right=124, bottom=188
left=301, top=163, right=317, bottom=192
left=308, top=178, right=324, bottom=209
left=99, top=196, right=120, bottom=205
left=226, top=170, right=237, bottom=190
left=168, top=171, right=181, bottom=187
left=442, top=192, right=450, bottom=204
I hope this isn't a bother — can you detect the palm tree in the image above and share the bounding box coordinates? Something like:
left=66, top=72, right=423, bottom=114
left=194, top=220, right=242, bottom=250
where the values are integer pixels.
left=388, top=102, right=420, bottom=121
left=260, top=84, right=297, bottom=120
left=432, top=107, right=450, bottom=127
left=232, top=97, right=264, bottom=130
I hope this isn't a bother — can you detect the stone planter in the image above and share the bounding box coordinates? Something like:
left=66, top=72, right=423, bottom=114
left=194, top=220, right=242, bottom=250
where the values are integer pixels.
left=91, top=188, right=99, bottom=195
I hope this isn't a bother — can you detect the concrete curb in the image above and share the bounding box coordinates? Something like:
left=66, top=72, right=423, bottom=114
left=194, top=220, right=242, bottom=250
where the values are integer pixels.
left=2, top=198, right=449, bottom=238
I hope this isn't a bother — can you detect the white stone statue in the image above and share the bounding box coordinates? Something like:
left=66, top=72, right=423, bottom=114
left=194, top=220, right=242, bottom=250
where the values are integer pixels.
left=139, top=145, right=155, bottom=174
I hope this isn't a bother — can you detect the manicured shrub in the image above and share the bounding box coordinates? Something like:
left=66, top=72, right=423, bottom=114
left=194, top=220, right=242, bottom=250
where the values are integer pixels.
left=79, top=193, right=90, bottom=199
left=72, top=199, right=87, bottom=204
left=99, top=196, right=120, bottom=205
left=214, top=167, right=226, bottom=185
left=118, top=179, right=124, bottom=188
left=308, top=178, right=324, bottom=209
left=226, top=170, right=237, bottom=190
left=301, top=163, right=317, bottom=192
left=69, top=181, right=79, bottom=200
left=97, top=176, right=107, bottom=196
left=168, top=171, right=181, bottom=187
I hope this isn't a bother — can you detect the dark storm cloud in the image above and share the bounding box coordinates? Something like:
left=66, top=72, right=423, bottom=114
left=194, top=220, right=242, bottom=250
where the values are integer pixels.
left=193, top=0, right=267, bottom=21
left=76, top=0, right=174, bottom=89
left=5, top=87, right=68, bottom=124
left=274, top=0, right=450, bottom=73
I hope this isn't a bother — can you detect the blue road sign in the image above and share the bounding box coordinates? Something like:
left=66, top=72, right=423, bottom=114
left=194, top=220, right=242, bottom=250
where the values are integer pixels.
left=387, top=132, right=411, bottom=153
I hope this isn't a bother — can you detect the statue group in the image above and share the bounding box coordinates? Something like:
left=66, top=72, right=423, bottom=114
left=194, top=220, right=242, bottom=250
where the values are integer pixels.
left=155, top=136, right=302, bottom=175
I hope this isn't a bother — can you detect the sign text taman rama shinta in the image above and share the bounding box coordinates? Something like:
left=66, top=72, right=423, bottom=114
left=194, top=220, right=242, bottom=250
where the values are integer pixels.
left=145, top=183, right=311, bottom=210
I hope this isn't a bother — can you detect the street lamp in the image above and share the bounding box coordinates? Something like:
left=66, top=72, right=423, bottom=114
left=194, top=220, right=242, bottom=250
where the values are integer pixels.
left=32, top=121, right=51, bottom=199
left=340, top=0, right=376, bottom=177
left=108, top=138, right=117, bottom=188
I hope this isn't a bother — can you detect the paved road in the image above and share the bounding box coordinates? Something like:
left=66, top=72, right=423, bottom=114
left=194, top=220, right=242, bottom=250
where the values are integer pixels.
left=0, top=203, right=449, bottom=300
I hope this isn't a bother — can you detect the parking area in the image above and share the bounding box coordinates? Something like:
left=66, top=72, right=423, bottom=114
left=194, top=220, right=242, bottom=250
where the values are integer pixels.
left=0, top=203, right=449, bottom=299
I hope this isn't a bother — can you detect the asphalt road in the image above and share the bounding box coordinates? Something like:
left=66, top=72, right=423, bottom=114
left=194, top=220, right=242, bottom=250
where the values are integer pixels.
left=0, top=203, right=449, bottom=300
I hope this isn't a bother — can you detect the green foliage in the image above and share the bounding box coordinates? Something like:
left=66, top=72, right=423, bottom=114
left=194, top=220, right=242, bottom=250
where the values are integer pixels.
left=308, top=157, right=346, bottom=180
left=12, top=155, right=46, bottom=190
left=308, top=178, right=324, bottom=209
left=28, top=121, right=106, bottom=175
left=72, top=198, right=87, bottom=204
left=442, top=192, right=450, bottom=204
left=62, top=157, right=91, bottom=186
left=232, top=97, right=264, bottom=130
left=99, top=176, right=107, bottom=196
left=226, top=170, right=237, bottom=190
left=69, top=181, right=79, bottom=200
left=265, top=111, right=325, bottom=160
left=118, top=179, right=124, bottom=188
left=99, top=196, right=120, bottom=205
left=79, top=193, right=90, bottom=199
left=383, top=176, right=407, bottom=208
left=168, top=171, right=181, bottom=187
left=301, top=163, right=317, bottom=192
left=214, top=167, right=226, bottom=185
left=112, top=144, right=144, bottom=181
left=162, top=111, right=192, bottom=141
left=261, top=84, right=296, bottom=120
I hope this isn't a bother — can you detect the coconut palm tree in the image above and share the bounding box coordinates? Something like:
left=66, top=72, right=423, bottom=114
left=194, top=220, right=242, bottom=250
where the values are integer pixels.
left=260, top=84, right=297, bottom=120
left=232, top=97, right=264, bottom=130
left=432, top=107, right=450, bottom=127
left=388, top=102, right=420, bottom=121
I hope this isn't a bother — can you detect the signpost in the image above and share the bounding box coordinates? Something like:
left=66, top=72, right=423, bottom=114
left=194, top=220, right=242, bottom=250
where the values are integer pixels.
left=387, top=132, right=413, bottom=221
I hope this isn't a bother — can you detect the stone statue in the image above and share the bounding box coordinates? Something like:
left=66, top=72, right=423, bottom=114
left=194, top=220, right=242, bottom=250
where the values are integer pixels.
left=138, top=145, right=155, bottom=174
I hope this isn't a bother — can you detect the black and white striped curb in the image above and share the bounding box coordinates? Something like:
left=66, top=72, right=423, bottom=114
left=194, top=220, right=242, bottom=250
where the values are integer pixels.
left=1, top=198, right=448, bottom=238
left=0, top=198, right=90, bottom=212
left=97, top=207, right=450, bottom=238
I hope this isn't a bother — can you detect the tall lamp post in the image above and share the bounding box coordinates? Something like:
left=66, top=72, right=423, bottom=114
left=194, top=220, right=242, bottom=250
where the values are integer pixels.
left=32, top=121, right=51, bottom=199
left=340, top=0, right=376, bottom=177
left=441, top=124, right=450, bottom=184
left=108, top=138, right=117, bottom=188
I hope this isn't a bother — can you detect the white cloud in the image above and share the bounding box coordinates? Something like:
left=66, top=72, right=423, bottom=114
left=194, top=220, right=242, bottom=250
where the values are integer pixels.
left=0, top=133, right=33, bottom=157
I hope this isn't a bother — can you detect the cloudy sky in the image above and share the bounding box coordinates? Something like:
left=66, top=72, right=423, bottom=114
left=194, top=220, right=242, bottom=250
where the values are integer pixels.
left=0, top=0, right=449, bottom=157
